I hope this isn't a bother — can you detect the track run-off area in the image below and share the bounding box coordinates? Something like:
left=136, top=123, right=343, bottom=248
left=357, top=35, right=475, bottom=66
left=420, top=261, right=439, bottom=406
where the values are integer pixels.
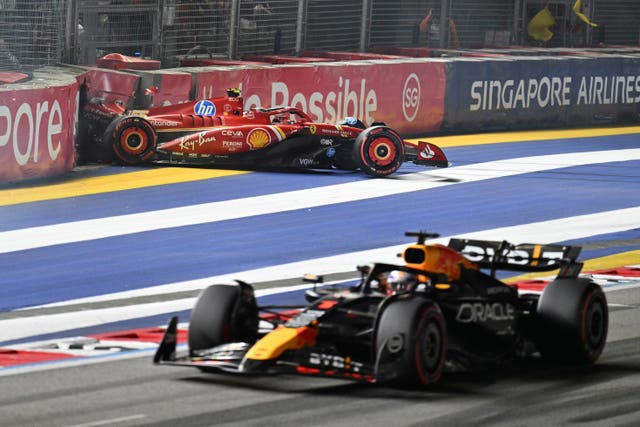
left=0, top=126, right=638, bottom=426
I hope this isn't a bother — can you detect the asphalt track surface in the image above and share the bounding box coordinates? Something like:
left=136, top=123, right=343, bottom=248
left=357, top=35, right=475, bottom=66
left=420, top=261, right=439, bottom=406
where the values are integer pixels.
left=0, top=127, right=639, bottom=426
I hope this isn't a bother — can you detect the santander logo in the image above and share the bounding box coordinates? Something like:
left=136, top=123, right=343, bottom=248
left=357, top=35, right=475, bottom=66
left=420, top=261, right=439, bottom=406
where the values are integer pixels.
left=402, top=73, right=421, bottom=122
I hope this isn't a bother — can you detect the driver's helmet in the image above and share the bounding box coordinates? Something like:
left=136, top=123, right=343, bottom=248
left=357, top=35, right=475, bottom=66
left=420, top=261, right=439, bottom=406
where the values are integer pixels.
left=386, top=270, right=418, bottom=293
left=272, top=112, right=288, bottom=124
left=226, top=88, right=241, bottom=98
left=337, top=116, right=366, bottom=129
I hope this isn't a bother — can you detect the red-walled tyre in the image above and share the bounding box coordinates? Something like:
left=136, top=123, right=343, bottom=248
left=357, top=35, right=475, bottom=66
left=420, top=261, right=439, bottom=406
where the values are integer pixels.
left=188, top=283, right=259, bottom=353
left=375, top=298, right=447, bottom=387
left=535, top=278, right=608, bottom=364
left=353, top=126, right=405, bottom=177
left=104, top=115, right=157, bottom=164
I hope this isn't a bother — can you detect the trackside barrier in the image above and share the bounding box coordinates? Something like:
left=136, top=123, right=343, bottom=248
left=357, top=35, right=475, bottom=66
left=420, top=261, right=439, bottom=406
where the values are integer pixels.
left=242, top=55, right=336, bottom=64
left=127, top=70, right=193, bottom=108
left=185, top=59, right=447, bottom=136
left=81, top=67, right=140, bottom=107
left=443, top=54, right=640, bottom=133
left=4, top=49, right=640, bottom=183
left=0, top=67, right=81, bottom=184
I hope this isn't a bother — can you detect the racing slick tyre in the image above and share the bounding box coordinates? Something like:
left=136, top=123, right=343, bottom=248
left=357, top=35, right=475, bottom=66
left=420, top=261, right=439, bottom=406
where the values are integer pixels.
left=103, top=115, right=157, bottom=165
left=188, top=282, right=259, bottom=353
left=353, top=126, right=405, bottom=177
left=535, top=278, right=608, bottom=364
left=374, top=298, right=447, bottom=387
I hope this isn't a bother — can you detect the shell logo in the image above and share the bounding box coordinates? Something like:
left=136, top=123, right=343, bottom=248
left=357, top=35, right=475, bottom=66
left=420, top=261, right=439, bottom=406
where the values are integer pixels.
left=248, top=128, right=271, bottom=149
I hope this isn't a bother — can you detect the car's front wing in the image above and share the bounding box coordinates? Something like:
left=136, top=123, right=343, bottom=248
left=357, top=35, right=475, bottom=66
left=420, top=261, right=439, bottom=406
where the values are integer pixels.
left=153, top=316, right=383, bottom=383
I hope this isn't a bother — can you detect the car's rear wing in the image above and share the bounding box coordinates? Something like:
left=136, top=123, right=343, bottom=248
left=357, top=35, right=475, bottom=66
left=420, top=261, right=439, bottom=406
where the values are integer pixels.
left=448, top=238, right=583, bottom=278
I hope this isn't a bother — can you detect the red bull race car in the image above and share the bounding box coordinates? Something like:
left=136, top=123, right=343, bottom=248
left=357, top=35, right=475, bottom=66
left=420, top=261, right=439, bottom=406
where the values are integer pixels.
left=81, top=89, right=448, bottom=177
left=154, top=232, right=608, bottom=387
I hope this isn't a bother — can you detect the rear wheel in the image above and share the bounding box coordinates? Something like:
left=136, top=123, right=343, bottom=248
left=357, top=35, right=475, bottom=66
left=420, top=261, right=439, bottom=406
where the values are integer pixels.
left=535, top=278, right=608, bottom=364
left=104, top=116, right=157, bottom=164
left=188, top=282, right=259, bottom=353
left=353, top=126, right=404, bottom=177
left=375, top=299, right=447, bottom=387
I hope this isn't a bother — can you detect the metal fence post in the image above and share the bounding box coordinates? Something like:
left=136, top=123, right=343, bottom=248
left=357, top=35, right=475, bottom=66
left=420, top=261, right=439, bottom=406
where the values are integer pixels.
left=440, top=0, right=449, bottom=48
left=512, top=0, right=520, bottom=45
left=64, top=0, right=74, bottom=64
left=155, top=0, right=164, bottom=62
left=229, top=0, right=240, bottom=59
left=296, top=0, right=307, bottom=54
left=360, top=0, right=371, bottom=52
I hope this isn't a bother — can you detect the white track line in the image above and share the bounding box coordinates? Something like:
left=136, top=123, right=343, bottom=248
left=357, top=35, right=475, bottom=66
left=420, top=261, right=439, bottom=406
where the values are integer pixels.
left=2, top=207, right=638, bottom=343
left=1, top=149, right=639, bottom=254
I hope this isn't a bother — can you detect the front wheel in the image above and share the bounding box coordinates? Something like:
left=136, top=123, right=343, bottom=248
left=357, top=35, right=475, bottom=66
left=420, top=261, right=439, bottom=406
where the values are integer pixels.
left=104, top=116, right=157, bottom=164
left=375, top=298, right=447, bottom=387
left=188, top=282, right=259, bottom=353
left=353, top=126, right=405, bottom=177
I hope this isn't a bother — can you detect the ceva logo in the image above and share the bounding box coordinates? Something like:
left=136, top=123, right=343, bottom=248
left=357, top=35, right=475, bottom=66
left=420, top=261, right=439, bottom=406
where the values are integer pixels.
left=402, top=73, right=421, bottom=122
left=194, top=100, right=216, bottom=116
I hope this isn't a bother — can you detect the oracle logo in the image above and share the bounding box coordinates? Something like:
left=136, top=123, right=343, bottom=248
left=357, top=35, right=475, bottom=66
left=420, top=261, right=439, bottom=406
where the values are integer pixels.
left=402, top=73, right=421, bottom=122
left=456, top=302, right=515, bottom=323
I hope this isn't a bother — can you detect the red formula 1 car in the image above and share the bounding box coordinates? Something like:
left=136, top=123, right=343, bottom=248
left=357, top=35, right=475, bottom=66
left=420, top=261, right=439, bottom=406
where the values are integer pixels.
left=81, top=89, right=449, bottom=177
left=154, top=232, right=608, bottom=388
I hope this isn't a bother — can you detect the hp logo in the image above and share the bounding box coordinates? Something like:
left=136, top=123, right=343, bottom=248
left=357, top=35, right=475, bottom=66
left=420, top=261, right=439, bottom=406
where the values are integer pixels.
left=194, top=100, right=216, bottom=116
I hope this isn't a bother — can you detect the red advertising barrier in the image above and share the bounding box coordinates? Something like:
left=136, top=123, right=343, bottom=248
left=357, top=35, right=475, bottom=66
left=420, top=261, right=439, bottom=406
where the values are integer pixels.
left=243, top=54, right=335, bottom=64
left=91, top=54, right=190, bottom=108
left=299, top=50, right=406, bottom=61
left=130, top=70, right=193, bottom=108
left=372, top=46, right=432, bottom=58
left=83, top=68, right=140, bottom=106
left=0, top=72, right=31, bottom=85
left=96, top=53, right=161, bottom=71
left=180, top=58, right=266, bottom=67
left=0, top=83, right=78, bottom=183
left=191, top=60, right=446, bottom=135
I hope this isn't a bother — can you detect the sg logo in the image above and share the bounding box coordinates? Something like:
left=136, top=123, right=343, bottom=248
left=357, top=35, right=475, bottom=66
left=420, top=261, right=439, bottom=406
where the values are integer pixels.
left=402, top=73, right=421, bottom=122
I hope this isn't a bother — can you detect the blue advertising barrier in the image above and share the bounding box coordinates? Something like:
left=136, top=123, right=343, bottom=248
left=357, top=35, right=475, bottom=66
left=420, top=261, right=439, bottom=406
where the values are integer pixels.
left=442, top=55, right=640, bottom=133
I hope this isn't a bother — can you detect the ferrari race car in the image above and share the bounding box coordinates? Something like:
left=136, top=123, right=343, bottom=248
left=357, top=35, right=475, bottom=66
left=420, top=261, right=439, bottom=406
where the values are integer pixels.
left=154, top=232, right=609, bottom=387
left=81, top=89, right=448, bottom=177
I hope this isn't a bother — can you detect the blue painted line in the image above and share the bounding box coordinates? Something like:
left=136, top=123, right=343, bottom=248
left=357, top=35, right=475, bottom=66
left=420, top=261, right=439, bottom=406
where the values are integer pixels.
left=0, top=159, right=638, bottom=310
left=2, top=134, right=637, bottom=231
left=0, top=170, right=366, bottom=231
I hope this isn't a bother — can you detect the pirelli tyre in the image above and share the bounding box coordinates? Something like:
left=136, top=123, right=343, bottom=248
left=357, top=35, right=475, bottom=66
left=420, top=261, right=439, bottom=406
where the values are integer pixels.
left=535, top=278, right=608, bottom=364
left=353, top=126, right=405, bottom=177
left=104, top=115, right=157, bottom=164
left=374, top=298, right=447, bottom=387
left=188, top=282, right=259, bottom=353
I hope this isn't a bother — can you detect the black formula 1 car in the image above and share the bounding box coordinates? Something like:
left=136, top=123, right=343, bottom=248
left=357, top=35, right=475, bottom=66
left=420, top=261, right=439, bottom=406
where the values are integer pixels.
left=81, top=89, right=448, bottom=177
left=154, top=232, right=608, bottom=387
